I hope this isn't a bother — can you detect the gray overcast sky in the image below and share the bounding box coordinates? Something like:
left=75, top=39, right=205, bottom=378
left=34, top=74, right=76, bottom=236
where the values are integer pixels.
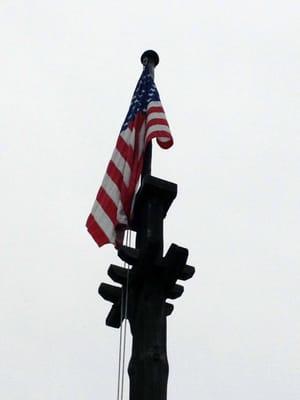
left=0, top=1, right=299, bottom=399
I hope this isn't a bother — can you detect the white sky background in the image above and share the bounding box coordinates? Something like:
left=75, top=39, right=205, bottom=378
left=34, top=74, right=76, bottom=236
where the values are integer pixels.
left=0, top=1, right=299, bottom=399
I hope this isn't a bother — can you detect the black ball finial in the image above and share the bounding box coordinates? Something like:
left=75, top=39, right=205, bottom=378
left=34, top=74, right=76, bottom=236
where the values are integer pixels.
left=141, top=50, right=159, bottom=67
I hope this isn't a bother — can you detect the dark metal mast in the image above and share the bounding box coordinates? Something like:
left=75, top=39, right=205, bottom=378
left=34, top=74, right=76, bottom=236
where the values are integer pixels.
left=141, top=49, right=158, bottom=178
left=99, top=51, right=195, bottom=400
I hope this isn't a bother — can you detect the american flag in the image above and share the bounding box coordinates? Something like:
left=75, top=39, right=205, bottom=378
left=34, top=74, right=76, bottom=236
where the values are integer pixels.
left=86, top=67, right=173, bottom=247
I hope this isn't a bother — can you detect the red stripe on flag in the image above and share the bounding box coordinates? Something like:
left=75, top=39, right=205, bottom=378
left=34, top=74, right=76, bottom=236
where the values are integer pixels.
left=86, top=214, right=110, bottom=246
left=146, top=118, right=169, bottom=129
left=107, top=160, right=127, bottom=189
left=116, top=135, right=134, bottom=168
left=96, top=187, right=118, bottom=225
left=146, top=132, right=173, bottom=149
left=147, top=106, right=164, bottom=113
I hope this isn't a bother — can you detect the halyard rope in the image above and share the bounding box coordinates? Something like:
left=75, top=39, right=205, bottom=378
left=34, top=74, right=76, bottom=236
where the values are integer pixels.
left=117, top=229, right=131, bottom=400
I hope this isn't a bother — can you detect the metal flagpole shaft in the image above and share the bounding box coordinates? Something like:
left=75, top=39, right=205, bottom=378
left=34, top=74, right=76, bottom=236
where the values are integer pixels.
left=141, top=50, right=159, bottom=178
left=98, top=51, right=195, bottom=400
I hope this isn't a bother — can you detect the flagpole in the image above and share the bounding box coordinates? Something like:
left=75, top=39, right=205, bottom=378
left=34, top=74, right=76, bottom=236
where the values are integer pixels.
left=98, top=52, right=195, bottom=400
left=141, top=50, right=159, bottom=178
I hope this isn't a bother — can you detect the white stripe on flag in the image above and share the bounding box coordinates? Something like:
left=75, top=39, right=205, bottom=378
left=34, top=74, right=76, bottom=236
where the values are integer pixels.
left=101, top=173, right=120, bottom=206
left=91, top=201, right=116, bottom=242
left=120, top=127, right=135, bottom=149
left=146, top=124, right=171, bottom=137
left=157, top=136, right=170, bottom=143
left=147, top=112, right=166, bottom=121
left=111, top=148, right=131, bottom=187
left=147, top=101, right=162, bottom=108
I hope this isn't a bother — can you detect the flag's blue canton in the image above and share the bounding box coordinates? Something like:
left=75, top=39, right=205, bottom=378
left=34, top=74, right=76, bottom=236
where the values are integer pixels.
left=122, top=68, right=160, bottom=130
